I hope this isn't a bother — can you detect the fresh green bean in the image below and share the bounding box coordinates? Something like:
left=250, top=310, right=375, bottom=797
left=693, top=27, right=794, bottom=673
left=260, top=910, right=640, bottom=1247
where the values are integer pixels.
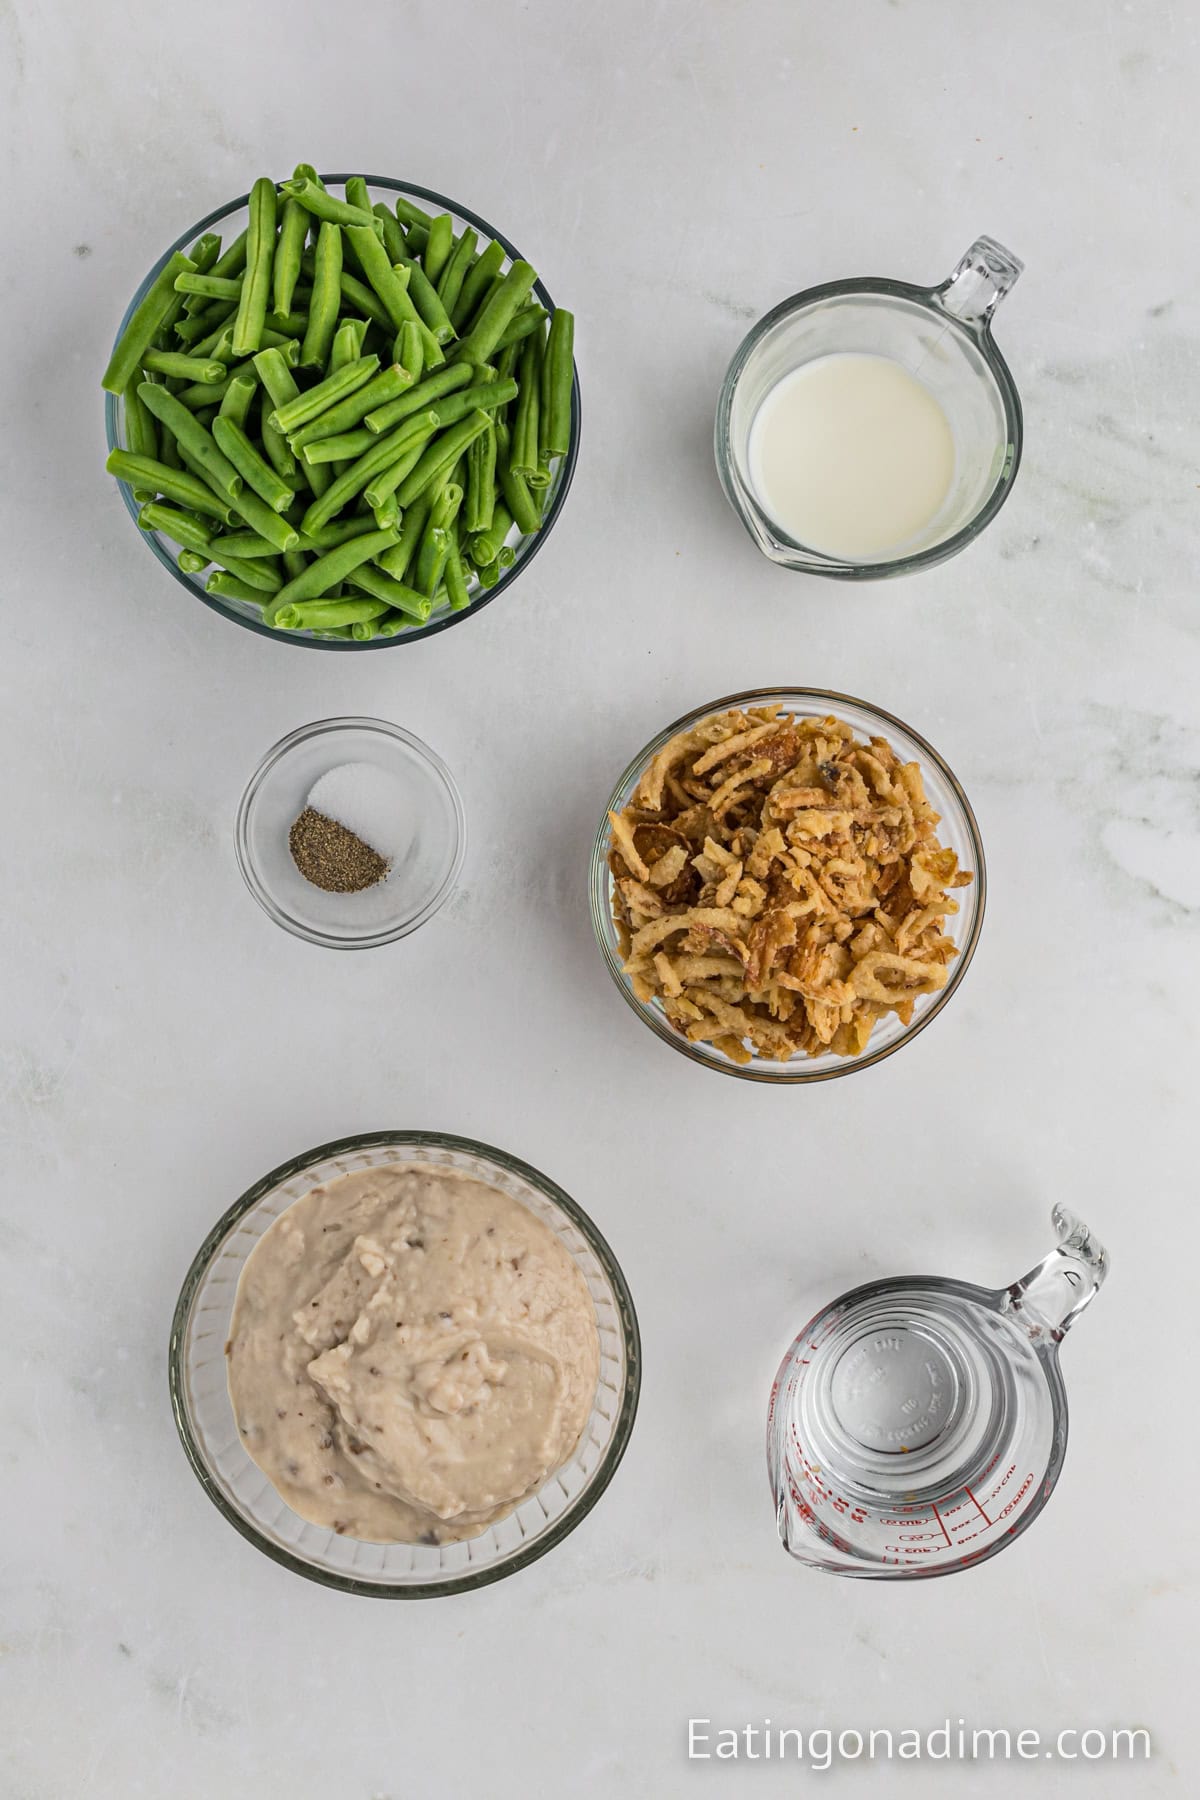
left=141, top=349, right=226, bottom=384
left=178, top=548, right=210, bottom=575
left=346, top=561, right=433, bottom=622
left=361, top=436, right=430, bottom=510
left=371, top=492, right=398, bottom=530
left=300, top=221, right=342, bottom=369
left=459, top=270, right=503, bottom=335
left=210, top=230, right=249, bottom=280
left=469, top=502, right=514, bottom=566
left=174, top=339, right=298, bottom=409
left=451, top=237, right=504, bottom=331
left=259, top=407, right=296, bottom=483
left=270, top=354, right=379, bottom=433
left=335, top=271, right=392, bottom=330
left=273, top=597, right=388, bottom=631
left=274, top=165, right=316, bottom=316
left=540, top=307, right=575, bottom=459
left=107, top=449, right=231, bottom=520
left=396, top=318, right=424, bottom=383
left=330, top=318, right=369, bottom=369
left=261, top=525, right=400, bottom=624
left=372, top=203, right=407, bottom=266
left=464, top=421, right=496, bottom=533
left=375, top=490, right=433, bottom=582
left=510, top=329, right=543, bottom=479
left=208, top=529, right=285, bottom=559
left=475, top=557, right=502, bottom=589
left=297, top=412, right=439, bottom=533
left=344, top=176, right=373, bottom=216
left=496, top=544, right=517, bottom=568
left=217, top=374, right=257, bottom=426
left=454, top=260, right=536, bottom=366
left=363, top=361, right=473, bottom=434
left=302, top=428, right=376, bottom=464
left=415, top=526, right=449, bottom=598
left=282, top=549, right=309, bottom=581
left=174, top=303, right=238, bottom=348
left=280, top=175, right=376, bottom=229
left=390, top=243, right=454, bottom=343
left=430, top=377, right=518, bottom=430
left=288, top=363, right=412, bottom=450
left=303, top=515, right=385, bottom=549
left=435, top=226, right=476, bottom=317
left=263, top=309, right=308, bottom=338
left=422, top=213, right=454, bottom=286
left=178, top=232, right=223, bottom=316
left=103, top=250, right=197, bottom=393
left=444, top=538, right=471, bottom=610
left=253, top=345, right=302, bottom=411
left=206, top=571, right=267, bottom=605
left=393, top=194, right=433, bottom=238
left=344, top=225, right=420, bottom=335
left=158, top=429, right=183, bottom=470
left=394, top=409, right=491, bottom=507
left=497, top=421, right=541, bottom=535
left=495, top=303, right=549, bottom=354
left=174, top=272, right=244, bottom=301
left=232, top=177, right=278, bottom=356
left=417, top=321, right=446, bottom=367
left=214, top=551, right=283, bottom=592
left=136, top=382, right=243, bottom=499
left=137, top=501, right=213, bottom=553
left=123, top=377, right=159, bottom=496
left=225, top=483, right=301, bottom=552
left=211, top=416, right=294, bottom=512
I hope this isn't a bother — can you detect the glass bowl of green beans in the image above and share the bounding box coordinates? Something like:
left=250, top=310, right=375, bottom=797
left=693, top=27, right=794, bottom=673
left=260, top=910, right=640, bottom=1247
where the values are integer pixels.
left=102, top=172, right=580, bottom=649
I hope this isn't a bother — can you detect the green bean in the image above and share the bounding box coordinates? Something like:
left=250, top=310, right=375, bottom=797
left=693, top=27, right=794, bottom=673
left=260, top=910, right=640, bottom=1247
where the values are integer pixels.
left=498, top=425, right=541, bottom=535
left=374, top=612, right=413, bottom=636
left=297, top=411, right=438, bottom=532
left=217, top=373, right=257, bottom=427
left=415, top=482, right=460, bottom=597
left=343, top=225, right=421, bottom=335
left=469, top=502, right=514, bottom=566
left=282, top=549, right=309, bottom=581
left=540, top=307, right=575, bottom=460
left=141, top=349, right=225, bottom=384
left=436, top=226, right=476, bottom=318
left=393, top=194, right=433, bottom=239
left=260, top=407, right=297, bottom=483
left=444, top=538, right=471, bottom=611
left=363, top=361, right=473, bottom=434
left=395, top=318, right=424, bottom=383
left=206, top=571, right=267, bottom=605
left=280, top=175, right=376, bottom=230
left=300, top=221, right=342, bottom=369
left=451, top=237, right=505, bottom=331
left=174, top=272, right=244, bottom=301
left=211, top=230, right=249, bottom=280
left=274, top=166, right=316, bottom=317
left=103, top=250, right=197, bottom=393
left=214, top=551, right=283, bottom=592
left=371, top=492, right=398, bottom=530
left=464, top=421, right=496, bottom=533
left=211, top=416, right=295, bottom=512
left=273, top=597, right=388, bottom=631
left=496, top=544, right=517, bottom=568
left=475, top=557, right=501, bottom=589
left=344, top=176, right=373, bottom=215
left=174, top=303, right=238, bottom=348
left=288, top=364, right=412, bottom=450
left=495, top=303, right=549, bottom=353
left=422, top=213, right=454, bottom=286
left=158, top=429, right=183, bottom=470
left=303, top=515, right=385, bottom=549
left=510, top=329, right=543, bottom=479
left=225, top=483, right=301, bottom=551
left=123, top=377, right=159, bottom=496
left=178, top=548, right=210, bottom=575
left=336, top=271, right=392, bottom=330
left=136, top=382, right=243, bottom=499
left=263, top=309, right=308, bottom=338
left=230, top=179, right=277, bottom=358
left=430, top=377, right=518, bottom=430
left=361, top=436, right=430, bottom=510
left=174, top=339, right=298, bottom=409
left=394, top=409, right=491, bottom=507
left=373, top=491, right=430, bottom=582
left=178, top=232, right=223, bottom=317
left=253, top=346, right=302, bottom=411
left=346, top=561, right=433, bottom=622
left=301, top=428, right=376, bottom=464
left=372, top=204, right=407, bottom=266
left=330, top=318, right=369, bottom=370
left=261, top=525, right=400, bottom=624
left=389, top=243, right=454, bottom=343
left=106, top=449, right=230, bottom=519
left=270, top=354, right=379, bottom=433
left=208, top=529, right=285, bottom=559
left=417, top=321, right=446, bottom=368
left=137, top=501, right=213, bottom=553
left=459, top=271, right=503, bottom=335
left=453, top=260, right=536, bottom=367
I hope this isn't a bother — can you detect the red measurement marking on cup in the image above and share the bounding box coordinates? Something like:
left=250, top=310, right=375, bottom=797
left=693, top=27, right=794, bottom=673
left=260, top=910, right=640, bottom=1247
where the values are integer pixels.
left=931, top=1503, right=953, bottom=1547
left=964, top=1486, right=991, bottom=1525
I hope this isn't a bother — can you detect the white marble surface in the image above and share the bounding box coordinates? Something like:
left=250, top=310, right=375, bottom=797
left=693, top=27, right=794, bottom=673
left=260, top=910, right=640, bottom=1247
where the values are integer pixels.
left=2, top=0, right=1198, bottom=1793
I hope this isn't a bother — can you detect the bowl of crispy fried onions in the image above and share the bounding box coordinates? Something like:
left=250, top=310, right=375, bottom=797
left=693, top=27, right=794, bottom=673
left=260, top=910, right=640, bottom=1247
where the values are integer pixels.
left=590, top=689, right=985, bottom=1082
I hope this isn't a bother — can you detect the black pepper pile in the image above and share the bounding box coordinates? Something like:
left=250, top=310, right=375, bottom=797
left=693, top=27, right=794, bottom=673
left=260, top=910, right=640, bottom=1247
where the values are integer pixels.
left=289, top=808, right=390, bottom=893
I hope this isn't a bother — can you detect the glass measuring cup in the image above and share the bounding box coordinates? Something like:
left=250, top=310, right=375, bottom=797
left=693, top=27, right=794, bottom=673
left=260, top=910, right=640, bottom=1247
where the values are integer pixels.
left=767, top=1206, right=1108, bottom=1579
left=715, top=236, right=1024, bottom=577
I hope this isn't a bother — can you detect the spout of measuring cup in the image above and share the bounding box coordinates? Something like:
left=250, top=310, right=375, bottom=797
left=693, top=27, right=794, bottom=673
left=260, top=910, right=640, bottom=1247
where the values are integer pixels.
left=1002, top=1204, right=1109, bottom=1346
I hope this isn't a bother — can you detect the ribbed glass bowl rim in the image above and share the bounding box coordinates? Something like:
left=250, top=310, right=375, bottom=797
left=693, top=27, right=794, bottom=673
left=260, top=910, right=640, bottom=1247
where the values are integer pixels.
left=103, top=174, right=581, bottom=649
left=588, top=686, right=987, bottom=1083
left=714, top=277, right=1023, bottom=579
left=168, top=1130, right=642, bottom=1597
left=233, top=715, right=467, bottom=948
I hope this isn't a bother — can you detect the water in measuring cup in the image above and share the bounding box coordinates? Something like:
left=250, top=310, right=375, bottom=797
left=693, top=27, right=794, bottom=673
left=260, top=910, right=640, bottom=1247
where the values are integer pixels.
left=768, top=1209, right=1107, bottom=1579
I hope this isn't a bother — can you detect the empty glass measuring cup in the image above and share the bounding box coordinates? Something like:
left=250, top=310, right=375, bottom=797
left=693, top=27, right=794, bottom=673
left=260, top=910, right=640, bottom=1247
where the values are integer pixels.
left=716, top=236, right=1024, bottom=577
left=768, top=1207, right=1108, bottom=1579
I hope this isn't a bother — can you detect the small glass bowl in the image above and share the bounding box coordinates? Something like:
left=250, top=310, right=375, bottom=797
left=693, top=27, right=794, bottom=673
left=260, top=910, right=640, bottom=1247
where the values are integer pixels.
left=236, top=717, right=464, bottom=948
left=103, top=175, right=581, bottom=650
left=168, top=1131, right=641, bottom=1597
left=589, top=688, right=986, bottom=1083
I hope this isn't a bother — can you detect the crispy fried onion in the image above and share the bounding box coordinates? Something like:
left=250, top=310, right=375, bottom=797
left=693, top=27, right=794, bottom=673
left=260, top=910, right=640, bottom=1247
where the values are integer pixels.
left=607, top=705, right=973, bottom=1064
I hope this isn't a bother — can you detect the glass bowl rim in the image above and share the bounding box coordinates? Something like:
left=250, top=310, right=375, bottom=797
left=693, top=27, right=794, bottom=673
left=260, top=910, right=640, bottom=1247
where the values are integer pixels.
left=589, top=685, right=987, bottom=1084
left=168, top=1128, right=643, bottom=1597
left=234, top=714, right=467, bottom=948
left=714, top=276, right=1024, bottom=580
left=103, top=173, right=581, bottom=649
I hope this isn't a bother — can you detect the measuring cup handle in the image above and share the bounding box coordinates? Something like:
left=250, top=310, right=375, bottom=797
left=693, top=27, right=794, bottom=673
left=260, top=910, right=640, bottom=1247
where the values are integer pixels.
left=1003, top=1204, right=1109, bottom=1346
left=935, top=235, right=1024, bottom=330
